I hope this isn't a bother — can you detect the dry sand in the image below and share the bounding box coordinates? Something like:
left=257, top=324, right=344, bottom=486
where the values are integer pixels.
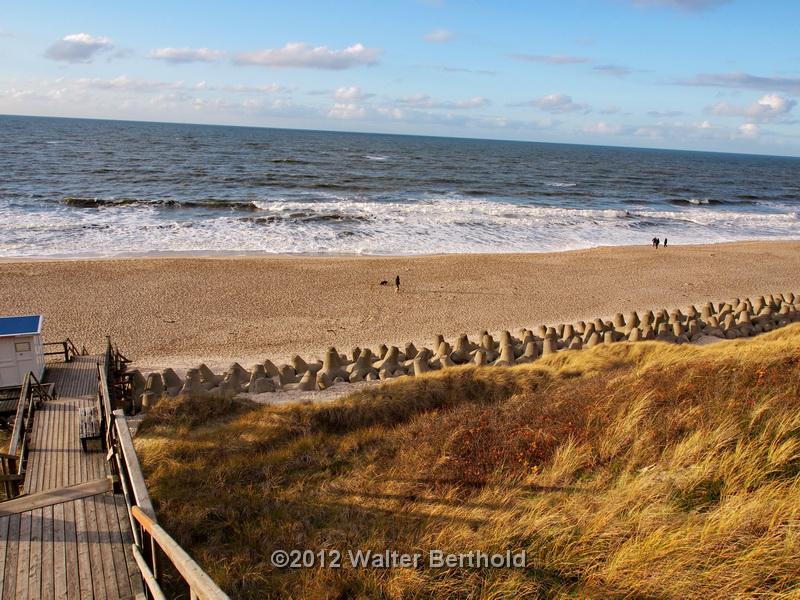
left=1, top=241, right=798, bottom=372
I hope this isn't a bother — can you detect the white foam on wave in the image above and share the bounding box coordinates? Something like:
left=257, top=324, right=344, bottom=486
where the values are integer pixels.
left=543, top=181, right=577, bottom=187
left=2, top=196, right=800, bottom=257
left=365, top=155, right=388, bottom=161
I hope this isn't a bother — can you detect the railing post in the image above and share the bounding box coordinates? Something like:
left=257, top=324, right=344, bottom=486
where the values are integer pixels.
left=151, top=534, right=160, bottom=584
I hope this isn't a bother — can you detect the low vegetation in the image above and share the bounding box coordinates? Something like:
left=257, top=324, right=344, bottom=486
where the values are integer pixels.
left=136, top=325, right=800, bottom=599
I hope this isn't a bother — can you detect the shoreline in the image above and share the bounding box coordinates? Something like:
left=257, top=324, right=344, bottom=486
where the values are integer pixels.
left=1, top=240, right=799, bottom=371
left=1, top=238, right=799, bottom=263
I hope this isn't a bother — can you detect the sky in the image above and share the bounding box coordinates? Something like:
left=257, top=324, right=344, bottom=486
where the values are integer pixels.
left=1, top=0, right=800, bottom=155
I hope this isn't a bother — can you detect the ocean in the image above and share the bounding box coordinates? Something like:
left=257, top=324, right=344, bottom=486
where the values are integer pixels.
left=1, top=114, right=799, bottom=257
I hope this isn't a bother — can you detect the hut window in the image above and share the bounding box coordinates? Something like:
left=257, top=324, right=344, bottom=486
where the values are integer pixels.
left=15, top=341, right=31, bottom=352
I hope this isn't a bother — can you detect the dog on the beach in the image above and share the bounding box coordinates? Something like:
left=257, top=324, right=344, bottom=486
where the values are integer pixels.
left=379, top=280, right=388, bottom=286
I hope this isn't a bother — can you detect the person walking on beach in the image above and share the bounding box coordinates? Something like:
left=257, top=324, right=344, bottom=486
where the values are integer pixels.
left=652, top=237, right=658, bottom=248
left=395, top=275, right=400, bottom=293
left=664, top=237, right=668, bottom=248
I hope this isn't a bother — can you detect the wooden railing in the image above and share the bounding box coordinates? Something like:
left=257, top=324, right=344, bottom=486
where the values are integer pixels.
left=100, top=340, right=229, bottom=600
left=0, top=372, right=51, bottom=499
left=43, top=338, right=83, bottom=362
left=2, top=371, right=54, bottom=499
left=0, top=452, right=22, bottom=499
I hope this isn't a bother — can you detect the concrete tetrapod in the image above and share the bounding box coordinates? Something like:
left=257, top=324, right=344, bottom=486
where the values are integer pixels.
left=493, top=343, right=517, bottom=367
left=161, top=368, right=183, bottom=396
left=319, top=347, right=349, bottom=381
left=350, top=354, right=379, bottom=382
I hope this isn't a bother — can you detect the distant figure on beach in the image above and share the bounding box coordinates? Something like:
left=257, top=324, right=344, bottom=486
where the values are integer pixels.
left=395, top=275, right=401, bottom=293
left=652, top=237, right=660, bottom=249
left=664, top=237, right=668, bottom=248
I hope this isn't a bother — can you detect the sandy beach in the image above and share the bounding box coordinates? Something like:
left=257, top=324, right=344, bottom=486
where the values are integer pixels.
left=1, top=240, right=798, bottom=371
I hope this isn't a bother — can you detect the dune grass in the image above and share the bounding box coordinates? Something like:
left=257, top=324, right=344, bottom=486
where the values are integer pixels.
left=135, top=325, right=800, bottom=599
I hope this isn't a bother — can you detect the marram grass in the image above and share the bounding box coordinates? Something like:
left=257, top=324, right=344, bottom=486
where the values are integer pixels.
left=136, top=324, right=800, bottom=599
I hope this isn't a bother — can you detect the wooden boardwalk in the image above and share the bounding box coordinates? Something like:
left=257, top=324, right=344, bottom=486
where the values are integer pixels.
left=0, top=357, right=144, bottom=599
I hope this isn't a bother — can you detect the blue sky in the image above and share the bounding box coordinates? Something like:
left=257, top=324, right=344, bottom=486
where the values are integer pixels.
left=2, top=0, right=800, bottom=155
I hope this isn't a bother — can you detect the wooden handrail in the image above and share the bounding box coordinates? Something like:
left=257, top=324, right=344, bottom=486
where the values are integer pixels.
left=131, top=506, right=229, bottom=600
left=102, top=342, right=227, bottom=598
left=42, top=338, right=82, bottom=362
left=98, top=362, right=114, bottom=450
left=131, top=544, right=168, bottom=600
left=112, top=410, right=155, bottom=519
left=7, top=372, right=32, bottom=456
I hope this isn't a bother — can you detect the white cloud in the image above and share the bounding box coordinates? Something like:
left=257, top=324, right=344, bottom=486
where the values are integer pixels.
left=708, top=94, right=796, bottom=122
left=510, top=54, right=590, bottom=65
left=679, top=72, right=800, bottom=94
left=423, top=29, right=455, bottom=43
left=396, top=93, right=490, bottom=109
left=333, top=86, right=374, bottom=101
left=44, top=33, right=113, bottom=63
left=632, top=120, right=747, bottom=142
left=738, top=122, right=759, bottom=138
left=528, top=93, right=589, bottom=113
left=233, top=42, right=381, bottom=70
left=584, top=121, right=622, bottom=134
left=377, top=106, right=407, bottom=120
left=150, top=47, right=225, bottom=64
left=216, top=83, right=292, bottom=94
left=328, top=102, right=366, bottom=119
left=600, top=105, right=621, bottom=115
left=75, top=75, right=179, bottom=93
left=5, top=76, right=293, bottom=99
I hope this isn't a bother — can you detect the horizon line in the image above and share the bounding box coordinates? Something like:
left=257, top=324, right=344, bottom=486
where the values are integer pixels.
left=2, top=111, right=799, bottom=160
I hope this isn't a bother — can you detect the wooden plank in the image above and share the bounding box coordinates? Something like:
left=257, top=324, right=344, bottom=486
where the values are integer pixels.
left=52, top=502, right=68, bottom=600
left=92, top=494, right=115, bottom=600
left=76, top=403, right=87, bottom=486
left=2, top=513, right=21, bottom=600
left=62, top=501, right=80, bottom=600
left=0, top=515, right=9, bottom=599
left=113, top=494, right=144, bottom=598
left=103, top=493, right=132, bottom=599
left=41, top=504, right=55, bottom=600
left=52, top=403, right=63, bottom=491
left=28, top=507, right=43, bottom=600
left=66, top=403, right=76, bottom=489
left=0, top=479, right=112, bottom=517
left=84, top=495, right=109, bottom=600
left=15, top=509, right=31, bottom=599
left=73, top=499, right=94, bottom=600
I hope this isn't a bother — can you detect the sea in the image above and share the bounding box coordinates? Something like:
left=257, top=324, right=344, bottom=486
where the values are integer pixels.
left=1, top=114, right=799, bottom=258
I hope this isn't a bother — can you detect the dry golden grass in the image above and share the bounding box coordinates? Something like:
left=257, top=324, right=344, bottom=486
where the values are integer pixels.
left=135, top=325, right=800, bottom=599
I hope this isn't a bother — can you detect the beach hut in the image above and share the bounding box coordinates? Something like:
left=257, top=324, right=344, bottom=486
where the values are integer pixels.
left=0, top=315, right=45, bottom=388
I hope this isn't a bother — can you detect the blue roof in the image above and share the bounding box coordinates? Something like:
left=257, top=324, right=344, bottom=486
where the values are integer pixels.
left=0, top=315, right=42, bottom=337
